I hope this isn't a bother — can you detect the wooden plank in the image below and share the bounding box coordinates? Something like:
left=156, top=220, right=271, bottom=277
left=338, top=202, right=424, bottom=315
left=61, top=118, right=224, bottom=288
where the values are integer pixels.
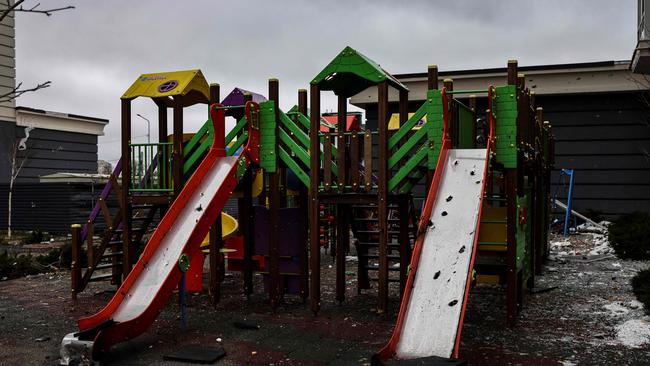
left=173, top=96, right=184, bottom=197
left=121, top=99, right=132, bottom=277
left=377, top=80, right=389, bottom=315
left=298, top=89, right=309, bottom=300
left=309, top=84, right=322, bottom=314
left=335, top=204, right=347, bottom=303
left=323, top=135, right=332, bottom=191
left=350, top=131, right=360, bottom=191
left=337, top=95, right=347, bottom=193
left=268, top=79, right=281, bottom=310
left=364, top=130, right=372, bottom=191
left=505, top=170, right=518, bottom=326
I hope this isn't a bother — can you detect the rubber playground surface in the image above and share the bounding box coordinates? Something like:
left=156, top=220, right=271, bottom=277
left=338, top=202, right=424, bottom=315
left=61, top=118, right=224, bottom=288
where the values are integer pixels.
left=0, top=234, right=648, bottom=366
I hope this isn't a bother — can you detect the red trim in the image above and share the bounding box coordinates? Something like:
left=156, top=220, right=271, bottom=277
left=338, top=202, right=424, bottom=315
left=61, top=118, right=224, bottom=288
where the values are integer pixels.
left=77, top=102, right=260, bottom=358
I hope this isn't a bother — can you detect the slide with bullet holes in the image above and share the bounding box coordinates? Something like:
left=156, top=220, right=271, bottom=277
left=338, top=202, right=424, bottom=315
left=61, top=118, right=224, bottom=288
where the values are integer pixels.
left=375, top=147, right=489, bottom=364
left=61, top=102, right=259, bottom=363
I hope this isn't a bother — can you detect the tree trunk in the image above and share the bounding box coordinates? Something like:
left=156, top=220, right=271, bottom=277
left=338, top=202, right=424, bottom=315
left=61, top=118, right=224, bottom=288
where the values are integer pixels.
left=7, top=182, right=12, bottom=239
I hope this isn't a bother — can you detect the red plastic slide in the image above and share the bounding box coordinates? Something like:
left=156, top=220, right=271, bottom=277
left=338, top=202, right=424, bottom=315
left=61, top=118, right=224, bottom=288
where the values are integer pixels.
left=60, top=102, right=260, bottom=363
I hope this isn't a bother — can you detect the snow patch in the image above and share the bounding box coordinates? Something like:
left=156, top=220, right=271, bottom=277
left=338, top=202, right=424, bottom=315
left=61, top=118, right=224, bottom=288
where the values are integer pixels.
left=603, top=302, right=630, bottom=316
left=616, top=318, right=650, bottom=348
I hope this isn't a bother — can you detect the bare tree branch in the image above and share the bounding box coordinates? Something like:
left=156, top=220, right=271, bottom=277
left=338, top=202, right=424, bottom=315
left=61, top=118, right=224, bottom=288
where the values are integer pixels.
left=0, top=80, right=51, bottom=102
left=0, top=0, right=74, bottom=22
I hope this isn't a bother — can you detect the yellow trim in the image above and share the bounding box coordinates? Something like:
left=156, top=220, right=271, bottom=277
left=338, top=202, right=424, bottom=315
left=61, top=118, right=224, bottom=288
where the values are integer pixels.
left=388, top=112, right=427, bottom=131
left=200, top=212, right=239, bottom=249
left=121, top=69, right=210, bottom=106
left=476, top=274, right=501, bottom=284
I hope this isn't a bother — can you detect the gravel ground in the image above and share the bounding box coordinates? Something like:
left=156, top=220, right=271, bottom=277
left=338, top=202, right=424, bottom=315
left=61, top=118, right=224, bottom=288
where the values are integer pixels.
left=0, top=228, right=648, bottom=365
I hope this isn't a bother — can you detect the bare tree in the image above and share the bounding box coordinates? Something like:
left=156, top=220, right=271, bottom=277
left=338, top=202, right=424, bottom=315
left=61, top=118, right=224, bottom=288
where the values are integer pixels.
left=7, top=126, right=32, bottom=238
left=0, top=0, right=74, bottom=22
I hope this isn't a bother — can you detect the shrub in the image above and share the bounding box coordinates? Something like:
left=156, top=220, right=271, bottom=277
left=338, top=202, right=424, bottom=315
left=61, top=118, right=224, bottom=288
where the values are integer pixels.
left=0, top=251, right=44, bottom=279
left=608, top=212, right=650, bottom=260
left=632, top=269, right=650, bottom=316
left=24, top=229, right=44, bottom=244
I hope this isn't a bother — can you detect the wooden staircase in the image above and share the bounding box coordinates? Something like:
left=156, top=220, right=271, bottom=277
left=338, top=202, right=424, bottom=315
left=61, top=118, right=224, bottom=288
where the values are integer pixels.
left=350, top=197, right=417, bottom=295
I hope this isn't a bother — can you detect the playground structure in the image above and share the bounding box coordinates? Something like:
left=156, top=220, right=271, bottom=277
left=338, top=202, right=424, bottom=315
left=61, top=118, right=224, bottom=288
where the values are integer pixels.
left=64, top=47, right=554, bottom=363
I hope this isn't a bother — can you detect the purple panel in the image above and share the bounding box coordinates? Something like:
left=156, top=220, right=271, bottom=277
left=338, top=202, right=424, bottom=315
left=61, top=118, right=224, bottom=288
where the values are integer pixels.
left=220, top=87, right=267, bottom=107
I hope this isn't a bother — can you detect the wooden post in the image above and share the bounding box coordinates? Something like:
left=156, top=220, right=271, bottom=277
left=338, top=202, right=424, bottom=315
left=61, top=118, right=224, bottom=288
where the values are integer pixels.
left=209, top=83, right=223, bottom=306
left=241, top=92, right=255, bottom=297
left=377, top=80, right=389, bottom=315
left=172, top=95, right=184, bottom=197
left=86, top=220, right=94, bottom=266
left=427, top=64, right=438, bottom=90
left=335, top=95, right=348, bottom=303
left=297, top=88, right=309, bottom=300
left=398, top=198, right=409, bottom=296
left=426, top=65, right=438, bottom=187
left=71, top=224, right=82, bottom=302
left=469, top=95, right=477, bottom=148
left=121, top=99, right=132, bottom=278
left=443, top=78, right=455, bottom=147
left=309, top=84, right=321, bottom=314
left=506, top=59, right=519, bottom=326
left=268, top=79, right=281, bottom=310
left=157, top=100, right=169, bottom=192
left=534, top=107, right=544, bottom=275
left=507, top=59, right=518, bottom=85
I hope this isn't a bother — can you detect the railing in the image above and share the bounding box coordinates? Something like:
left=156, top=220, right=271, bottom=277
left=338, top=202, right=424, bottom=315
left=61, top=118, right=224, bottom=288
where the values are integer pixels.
left=129, top=142, right=173, bottom=192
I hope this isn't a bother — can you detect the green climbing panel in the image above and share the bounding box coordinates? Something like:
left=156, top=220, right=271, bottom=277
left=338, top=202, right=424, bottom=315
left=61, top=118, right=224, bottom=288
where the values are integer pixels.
left=426, top=89, right=444, bottom=169
left=259, top=100, right=277, bottom=173
left=493, top=85, right=518, bottom=168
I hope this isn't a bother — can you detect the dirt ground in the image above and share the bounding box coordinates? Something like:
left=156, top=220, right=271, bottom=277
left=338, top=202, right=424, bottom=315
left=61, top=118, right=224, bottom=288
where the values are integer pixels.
left=0, top=231, right=649, bottom=366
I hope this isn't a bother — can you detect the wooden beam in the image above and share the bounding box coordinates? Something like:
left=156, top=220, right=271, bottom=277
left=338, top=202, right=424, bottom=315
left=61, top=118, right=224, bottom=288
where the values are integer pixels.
left=337, top=95, right=347, bottom=193
left=172, top=95, right=184, bottom=197
left=241, top=92, right=255, bottom=297
left=268, top=78, right=281, bottom=310
left=377, top=80, right=389, bottom=315
left=298, top=88, right=309, bottom=300
left=309, top=83, right=321, bottom=314
left=427, top=65, right=438, bottom=90
left=507, top=59, right=518, bottom=85
left=121, top=98, right=132, bottom=278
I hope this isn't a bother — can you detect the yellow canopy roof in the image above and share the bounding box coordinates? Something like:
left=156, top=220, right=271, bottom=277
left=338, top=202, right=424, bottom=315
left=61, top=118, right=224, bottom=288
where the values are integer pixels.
left=121, top=69, right=210, bottom=106
left=388, top=112, right=427, bottom=130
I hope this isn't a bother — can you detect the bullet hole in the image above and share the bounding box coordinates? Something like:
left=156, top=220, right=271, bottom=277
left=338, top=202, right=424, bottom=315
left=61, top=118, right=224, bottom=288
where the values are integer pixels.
left=195, top=204, right=203, bottom=212
left=454, top=160, right=459, bottom=165
left=448, top=300, right=458, bottom=307
left=475, top=180, right=481, bottom=184
left=446, top=195, right=453, bottom=202
left=434, top=271, right=441, bottom=279
left=459, top=245, right=466, bottom=253
left=441, top=211, right=448, bottom=216
left=470, top=170, right=476, bottom=176
left=428, top=220, right=434, bottom=227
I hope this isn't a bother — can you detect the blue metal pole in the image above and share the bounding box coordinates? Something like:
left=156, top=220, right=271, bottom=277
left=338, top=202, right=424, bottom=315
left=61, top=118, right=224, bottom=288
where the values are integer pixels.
left=563, top=169, right=575, bottom=237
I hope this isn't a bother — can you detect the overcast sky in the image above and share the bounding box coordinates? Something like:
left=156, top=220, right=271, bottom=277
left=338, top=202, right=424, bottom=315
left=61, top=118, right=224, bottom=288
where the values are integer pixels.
left=14, top=0, right=636, bottom=164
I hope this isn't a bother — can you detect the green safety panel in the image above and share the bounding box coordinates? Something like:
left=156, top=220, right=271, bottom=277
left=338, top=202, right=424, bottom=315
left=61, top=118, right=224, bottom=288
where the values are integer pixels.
left=458, top=102, right=475, bottom=149
left=494, top=85, right=518, bottom=168
left=259, top=100, right=277, bottom=173
left=311, top=46, right=408, bottom=97
left=426, top=89, right=444, bottom=169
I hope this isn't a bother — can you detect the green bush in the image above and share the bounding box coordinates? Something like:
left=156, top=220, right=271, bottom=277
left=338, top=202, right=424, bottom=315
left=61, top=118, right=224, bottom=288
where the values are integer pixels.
left=24, top=229, right=44, bottom=244
left=632, top=269, right=650, bottom=316
left=608, top=212, right=650, bottom=260
left=0, top=251, right=44, bottom=279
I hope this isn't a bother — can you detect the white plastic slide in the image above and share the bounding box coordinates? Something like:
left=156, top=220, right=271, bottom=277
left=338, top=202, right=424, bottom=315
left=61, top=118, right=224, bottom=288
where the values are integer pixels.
left=376, top=147, right=489, bottom=363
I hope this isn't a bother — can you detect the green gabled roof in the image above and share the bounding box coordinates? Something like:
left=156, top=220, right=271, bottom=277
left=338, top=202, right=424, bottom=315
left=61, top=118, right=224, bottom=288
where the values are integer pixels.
left=311, top=46, right=409, bottom=97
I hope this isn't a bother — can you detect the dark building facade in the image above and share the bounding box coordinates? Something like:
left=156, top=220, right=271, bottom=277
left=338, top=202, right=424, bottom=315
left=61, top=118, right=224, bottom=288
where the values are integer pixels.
left=352, top=61, right=650, bottom=219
